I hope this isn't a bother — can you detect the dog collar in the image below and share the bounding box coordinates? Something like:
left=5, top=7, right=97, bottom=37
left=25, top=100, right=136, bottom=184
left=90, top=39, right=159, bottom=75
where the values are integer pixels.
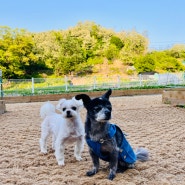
left=98, top=124, right=117, bottom=143
left=99, top=138, right=112, bottom=143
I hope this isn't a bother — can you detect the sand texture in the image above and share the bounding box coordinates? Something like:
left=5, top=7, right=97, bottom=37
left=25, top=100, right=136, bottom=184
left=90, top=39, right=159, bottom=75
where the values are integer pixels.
left=0, top=94, right=185, bottom=185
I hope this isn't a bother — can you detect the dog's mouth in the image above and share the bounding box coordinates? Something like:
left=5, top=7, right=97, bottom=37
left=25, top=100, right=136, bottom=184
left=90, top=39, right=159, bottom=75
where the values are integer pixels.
left=65, top=111, right=74, bottom=118
left=97, top=116, right=111, bottom=121
left=66, top=113, right=74, bottom=118
left=66, top=115, right=73, bottom=118
left=96, top=118, right=109, bottom=123
left=96, top=112, right=111, bottom=122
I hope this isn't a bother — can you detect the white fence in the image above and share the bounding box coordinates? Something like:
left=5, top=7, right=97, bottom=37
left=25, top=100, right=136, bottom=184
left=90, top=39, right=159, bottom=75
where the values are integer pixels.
left=1, top=73, right=185, bottom=97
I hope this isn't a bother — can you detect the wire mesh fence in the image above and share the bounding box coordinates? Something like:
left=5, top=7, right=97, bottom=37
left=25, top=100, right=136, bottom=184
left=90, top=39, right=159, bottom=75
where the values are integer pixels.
left=1, top=73, right=185, bottom=97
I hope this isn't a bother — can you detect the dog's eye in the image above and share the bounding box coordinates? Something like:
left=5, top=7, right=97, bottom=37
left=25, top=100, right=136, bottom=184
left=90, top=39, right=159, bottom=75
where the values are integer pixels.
left=71, top=106, right=77, bottom=111
left=107, top=105, right=112, bottom=111
left=63, top=108, right=66, bottom=111
left=94, top=107, right=101, bottom=112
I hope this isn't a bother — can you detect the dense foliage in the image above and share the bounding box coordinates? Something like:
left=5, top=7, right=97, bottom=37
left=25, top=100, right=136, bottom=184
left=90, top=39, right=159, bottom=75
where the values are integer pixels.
left=0, top=22, right=185, bottom=79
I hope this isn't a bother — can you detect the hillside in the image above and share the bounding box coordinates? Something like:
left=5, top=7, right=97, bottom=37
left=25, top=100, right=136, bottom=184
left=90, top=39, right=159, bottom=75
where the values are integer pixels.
left=0, top=23, right=185, bottom=79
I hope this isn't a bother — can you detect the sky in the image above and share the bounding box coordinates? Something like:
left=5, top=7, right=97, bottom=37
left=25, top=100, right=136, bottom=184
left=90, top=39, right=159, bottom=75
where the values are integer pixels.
left=0, top=0, right=185, bottom=50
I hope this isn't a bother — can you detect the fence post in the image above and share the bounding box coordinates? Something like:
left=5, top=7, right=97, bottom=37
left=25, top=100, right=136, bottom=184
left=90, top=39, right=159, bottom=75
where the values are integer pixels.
left=0, top=70, right=3, bottom=99
left=117, top=75, right=120, bottom=88
left=65, top=76, right=68, bottom=91
left=139, top=74, right=142, bottom=87
left=32, top=77, right=34, bottom=94
left=93, top=76, right=96, bottom=89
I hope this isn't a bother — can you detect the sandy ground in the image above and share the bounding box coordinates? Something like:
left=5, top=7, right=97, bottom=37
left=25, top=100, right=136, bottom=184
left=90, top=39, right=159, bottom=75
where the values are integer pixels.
left=0, top=94, right=185, bottom=185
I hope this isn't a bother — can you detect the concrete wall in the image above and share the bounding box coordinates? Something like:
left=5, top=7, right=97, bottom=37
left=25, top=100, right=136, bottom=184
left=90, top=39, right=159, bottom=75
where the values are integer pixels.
left=162, top=88, right=185, bottom=106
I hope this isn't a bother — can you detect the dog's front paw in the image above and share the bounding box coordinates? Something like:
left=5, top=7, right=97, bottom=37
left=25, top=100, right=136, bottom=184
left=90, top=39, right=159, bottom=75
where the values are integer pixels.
left=41, top=149, right=47, bottom=154
left=108, top=169, right=116, bottom=180
left=86, top=169, right=97, bottom=176
left=75, top=155, right=82, bottom=161
left=58, top=160, right=65, bottom=166
left=52, top=146, right=55, bottom=151
left=108, top=173, right=116, bottom=180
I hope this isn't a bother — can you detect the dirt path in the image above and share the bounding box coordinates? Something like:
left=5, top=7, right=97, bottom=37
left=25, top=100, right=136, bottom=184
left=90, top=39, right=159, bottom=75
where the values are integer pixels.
left=0, top=94, right=185, bottom=185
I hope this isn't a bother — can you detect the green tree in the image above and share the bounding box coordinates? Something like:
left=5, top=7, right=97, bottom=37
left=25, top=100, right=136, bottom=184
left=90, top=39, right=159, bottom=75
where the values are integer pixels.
left=119, top=30, right=149, bottom=65
left=55, top=32, right=85, bottom=76
left=159, top=57, right=184, bottom=72
left=4, top=22, right=185, bottom=78
left=0, top=26, right=43, bottom=78
left=110, top=36, right=124, bottom=50
left=33, top=31, right=61, bottom=70
left=134, top=55, right=155, bottom=73
left=146, top=51, right=185, bottom=73
left=169, top=44, right=185, bottom=59
left=105, top=44, right=119, bottom=61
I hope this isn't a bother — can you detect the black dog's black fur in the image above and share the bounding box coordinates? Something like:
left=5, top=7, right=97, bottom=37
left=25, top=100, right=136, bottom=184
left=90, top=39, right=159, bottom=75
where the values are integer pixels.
left=75, top=89, right=149, bottom=180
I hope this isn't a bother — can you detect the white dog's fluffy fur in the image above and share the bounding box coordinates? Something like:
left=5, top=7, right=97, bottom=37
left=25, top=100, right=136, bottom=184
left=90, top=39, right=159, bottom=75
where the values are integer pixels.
left=39, top=97, right=85, bottom=166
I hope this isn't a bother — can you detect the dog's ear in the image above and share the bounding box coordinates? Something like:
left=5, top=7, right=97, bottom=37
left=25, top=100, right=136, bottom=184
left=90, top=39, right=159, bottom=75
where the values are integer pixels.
left=56, top=98, right=66, bottom=110
left=75, top=94, right=91, bottom=108
left=72, top=97, right=84, bottom=109
left=101, top=89, right=112, bottom=100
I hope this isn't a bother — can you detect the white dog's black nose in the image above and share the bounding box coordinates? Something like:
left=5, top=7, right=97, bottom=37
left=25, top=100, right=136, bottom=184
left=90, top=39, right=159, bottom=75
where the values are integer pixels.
left=66, top=110, right=73, bottom=118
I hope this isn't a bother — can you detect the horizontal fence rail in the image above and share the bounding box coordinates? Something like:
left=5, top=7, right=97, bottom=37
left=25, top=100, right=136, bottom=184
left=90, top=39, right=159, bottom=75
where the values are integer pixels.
left=1, top=73, right=185, bottom=97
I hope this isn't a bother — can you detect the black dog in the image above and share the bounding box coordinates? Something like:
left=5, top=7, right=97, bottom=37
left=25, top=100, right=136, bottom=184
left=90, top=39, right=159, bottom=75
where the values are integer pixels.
left=75, top=89, right=149, bottom=180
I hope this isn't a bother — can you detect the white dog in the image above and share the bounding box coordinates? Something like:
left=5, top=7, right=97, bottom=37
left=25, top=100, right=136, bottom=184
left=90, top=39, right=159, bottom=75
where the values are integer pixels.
left=39, top=97, right=85, bottom=166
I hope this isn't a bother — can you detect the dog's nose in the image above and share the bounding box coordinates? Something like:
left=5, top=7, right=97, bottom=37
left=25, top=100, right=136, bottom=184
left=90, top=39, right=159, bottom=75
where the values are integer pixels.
left=105, top=109, right=110, bottom=114
left=105, top=110, right=111, bottom=118
left=67, top=110, right=71, bottom=115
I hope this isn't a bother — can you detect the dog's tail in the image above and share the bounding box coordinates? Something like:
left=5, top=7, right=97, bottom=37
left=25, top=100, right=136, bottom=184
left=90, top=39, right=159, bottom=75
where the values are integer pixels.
left=135, top=147, right=149, bottom=162
left=40, top=101, right=56, bottom=119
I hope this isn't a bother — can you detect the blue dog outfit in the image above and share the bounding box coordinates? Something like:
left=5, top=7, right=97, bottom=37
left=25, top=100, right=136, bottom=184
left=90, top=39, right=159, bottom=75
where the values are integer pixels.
left=86, top=124, right=136, bottom=164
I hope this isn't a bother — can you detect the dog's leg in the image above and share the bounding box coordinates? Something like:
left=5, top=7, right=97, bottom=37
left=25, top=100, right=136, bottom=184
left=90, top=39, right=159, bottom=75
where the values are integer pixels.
left=40, top=125, right=49, bottom=154
left=86, top=149, right=99, bottom=176
left=52, top=134, right=56, bottom=151
left=108, top=151, right=118, bottom=180
left=74, top=136, right=84, bottom=161
left=55, top=137, right=65, bottom=166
